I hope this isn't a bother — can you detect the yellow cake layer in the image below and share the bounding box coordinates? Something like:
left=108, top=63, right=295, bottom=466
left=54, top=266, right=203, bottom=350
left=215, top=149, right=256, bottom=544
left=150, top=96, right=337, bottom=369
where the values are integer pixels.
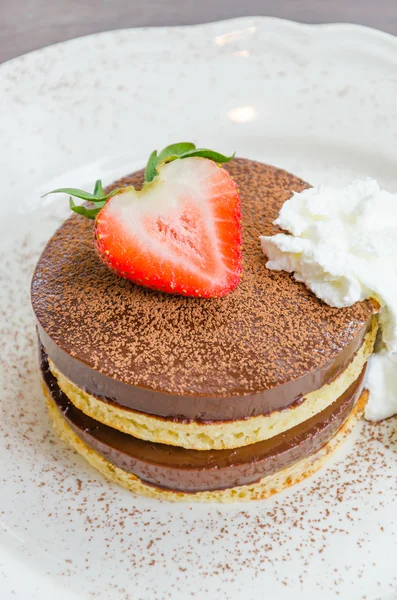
left=44, top=384, right=368, bottom=503
left=49, top=316, right=377, bottom=451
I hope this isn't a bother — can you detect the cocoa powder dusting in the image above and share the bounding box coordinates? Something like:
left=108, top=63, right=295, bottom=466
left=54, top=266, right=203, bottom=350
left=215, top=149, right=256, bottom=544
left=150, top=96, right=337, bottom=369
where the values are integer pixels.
left=31, top=159, right=374, bottom=396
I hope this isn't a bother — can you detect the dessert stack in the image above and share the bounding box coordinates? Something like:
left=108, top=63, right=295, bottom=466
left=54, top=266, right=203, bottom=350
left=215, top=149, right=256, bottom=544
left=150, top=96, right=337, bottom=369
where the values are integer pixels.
left=32, top=147, right=377, bottom=502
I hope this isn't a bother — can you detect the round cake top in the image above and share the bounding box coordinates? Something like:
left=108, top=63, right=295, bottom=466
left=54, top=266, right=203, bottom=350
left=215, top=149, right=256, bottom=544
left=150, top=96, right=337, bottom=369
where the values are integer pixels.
left=31, top=159, right=374, bottom=397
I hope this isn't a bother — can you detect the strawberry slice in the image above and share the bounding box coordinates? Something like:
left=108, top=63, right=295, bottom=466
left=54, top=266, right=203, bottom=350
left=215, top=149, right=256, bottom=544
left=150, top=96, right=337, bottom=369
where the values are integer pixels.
left=95, top=158, right=242, bottom=297
left=45, top=144, right=242, bottom=298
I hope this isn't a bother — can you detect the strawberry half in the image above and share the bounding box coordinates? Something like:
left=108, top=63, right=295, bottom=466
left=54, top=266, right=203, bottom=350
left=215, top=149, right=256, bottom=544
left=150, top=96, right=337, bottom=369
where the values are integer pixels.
left=45, top=143, right=242, bottom=298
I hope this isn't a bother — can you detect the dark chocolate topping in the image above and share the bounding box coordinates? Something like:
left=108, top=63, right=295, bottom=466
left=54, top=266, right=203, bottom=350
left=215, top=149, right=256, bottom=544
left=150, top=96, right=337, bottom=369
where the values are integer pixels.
left=38, top=320, right=370, bottom=422
left=42, top=347, right=365, bottom=493
left=32, top=159, right=374, bottom=420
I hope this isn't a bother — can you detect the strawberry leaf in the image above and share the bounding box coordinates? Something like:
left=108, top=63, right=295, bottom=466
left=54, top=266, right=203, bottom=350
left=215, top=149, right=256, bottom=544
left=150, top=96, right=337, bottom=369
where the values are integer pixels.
left=43, top=187, right=102, bottom=201
left=145, top=142, right=235, bottom=182
left=44, top=180, right=123, bottom=220
left=145, top=150, right=158, bottom=183
left=43, top=143, right=236, bottom=219
left=157, top=142, right=196, bottom=162
left=178, top=149, right=235, bottom=163
left=42, top=186, right=121, bottom=202
left=69, top=197, right=105, bottom=220
left=93, top=179, right=104, bottom=197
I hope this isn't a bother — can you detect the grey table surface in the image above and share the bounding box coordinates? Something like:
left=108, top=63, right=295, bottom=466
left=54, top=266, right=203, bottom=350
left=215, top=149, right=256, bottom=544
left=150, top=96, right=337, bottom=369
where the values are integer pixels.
left=1, top=0, right=397, bottom=64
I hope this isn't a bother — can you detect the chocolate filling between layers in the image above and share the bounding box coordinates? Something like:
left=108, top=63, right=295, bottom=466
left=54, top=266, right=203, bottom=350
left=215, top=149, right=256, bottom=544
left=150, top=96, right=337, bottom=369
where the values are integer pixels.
left=42, top=348, right=366, bottom=493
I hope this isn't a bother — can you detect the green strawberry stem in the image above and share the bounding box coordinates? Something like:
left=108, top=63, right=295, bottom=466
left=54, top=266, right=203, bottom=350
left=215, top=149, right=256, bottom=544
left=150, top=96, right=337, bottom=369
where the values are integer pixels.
left=43, top=142, right=235, bottom=219
left=144, top=143, right=234, bottom=182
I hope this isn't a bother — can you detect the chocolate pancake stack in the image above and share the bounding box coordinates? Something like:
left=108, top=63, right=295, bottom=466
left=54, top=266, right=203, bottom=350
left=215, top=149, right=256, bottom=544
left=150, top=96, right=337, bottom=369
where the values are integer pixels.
left=31, top=159, right=377, bottom=502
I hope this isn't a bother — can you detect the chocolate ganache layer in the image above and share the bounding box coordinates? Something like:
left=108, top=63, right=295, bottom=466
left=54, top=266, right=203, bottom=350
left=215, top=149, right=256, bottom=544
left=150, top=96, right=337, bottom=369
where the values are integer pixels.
left=32, top=159, right=375, bottom=421
left=42, top=348, right=366, bottom=493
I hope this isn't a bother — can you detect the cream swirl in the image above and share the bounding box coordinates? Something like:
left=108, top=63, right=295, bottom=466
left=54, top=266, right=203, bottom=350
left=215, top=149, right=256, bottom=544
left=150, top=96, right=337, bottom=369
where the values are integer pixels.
left=260, top=179, right=397, bottom=420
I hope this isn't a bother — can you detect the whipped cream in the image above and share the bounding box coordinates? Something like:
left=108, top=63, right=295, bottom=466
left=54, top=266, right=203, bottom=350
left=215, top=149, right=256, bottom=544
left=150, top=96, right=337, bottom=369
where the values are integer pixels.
left=365, top=350, right=397, bottom=420
left=260, top=179, right=397, bottom=421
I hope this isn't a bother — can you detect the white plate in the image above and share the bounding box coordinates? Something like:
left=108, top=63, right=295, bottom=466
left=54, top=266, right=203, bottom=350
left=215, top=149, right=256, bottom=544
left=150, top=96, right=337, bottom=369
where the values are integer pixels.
left=1, top=17, right=397, bottom=600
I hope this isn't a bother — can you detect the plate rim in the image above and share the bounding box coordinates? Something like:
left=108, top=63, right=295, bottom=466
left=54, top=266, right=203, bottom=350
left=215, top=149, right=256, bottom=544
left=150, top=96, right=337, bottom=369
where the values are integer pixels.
left=1, top=15, right=397, bottom=74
